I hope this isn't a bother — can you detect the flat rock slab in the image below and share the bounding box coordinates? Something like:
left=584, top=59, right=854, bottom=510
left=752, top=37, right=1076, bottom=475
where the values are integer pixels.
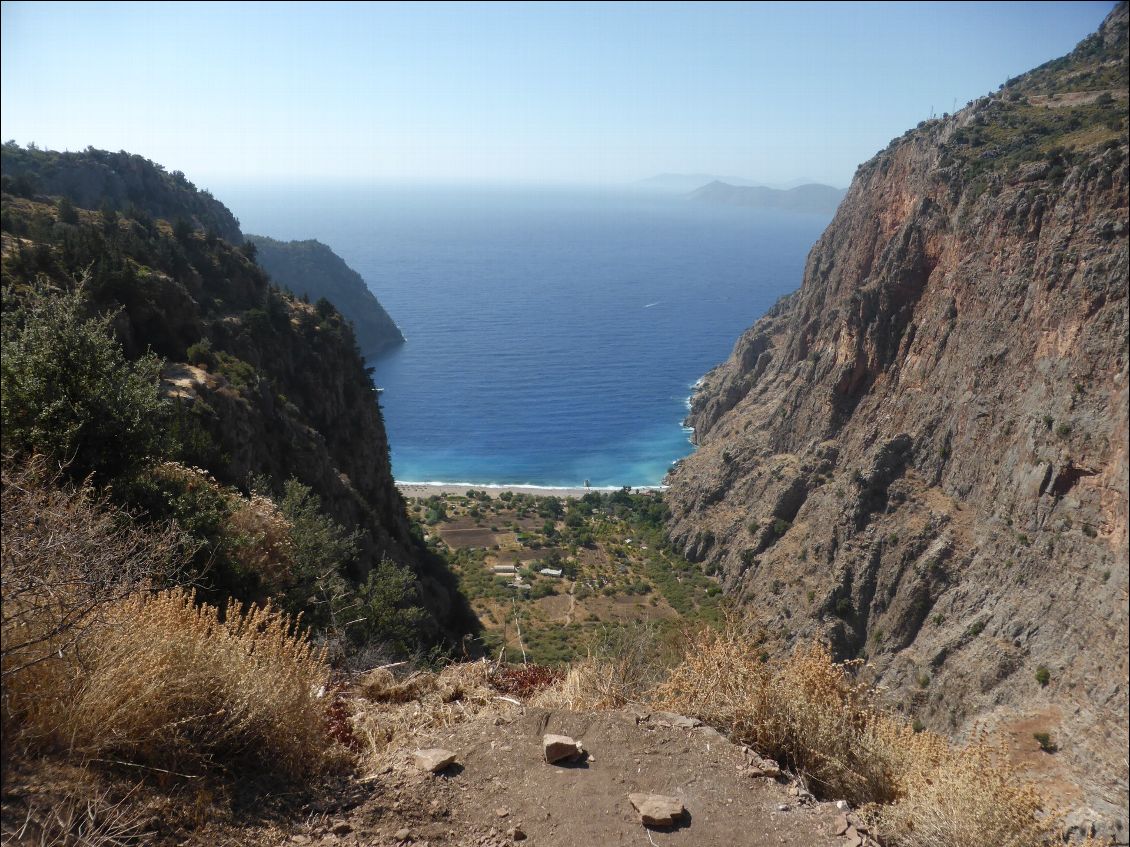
left=543, top=733, right=584, bottom=764
left=413, top=747, right=457, bottom=773
left=629, top=793, right=686, bottom=827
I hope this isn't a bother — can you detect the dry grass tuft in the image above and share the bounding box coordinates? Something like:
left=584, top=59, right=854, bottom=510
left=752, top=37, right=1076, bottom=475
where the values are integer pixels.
left=7, top=586, right=332, bottom=779
left=1, top=455, right=185, bottom=750
left=533, top=622, right=671, bottom=711
left=531, top=658, right=641, bottom=710
left=350, top=661, right=516, bottom=770
left=654, top=618, right=1061, bottom=847
left=223, top=492, right=295, bottom=594
left=1, top=781, right=149, bottom=847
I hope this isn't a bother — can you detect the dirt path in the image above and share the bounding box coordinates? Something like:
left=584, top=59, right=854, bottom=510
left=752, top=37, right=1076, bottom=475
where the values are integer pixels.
left=563, top=582, right=577, bottom=626
left=258, top=708, right=858, bottom=847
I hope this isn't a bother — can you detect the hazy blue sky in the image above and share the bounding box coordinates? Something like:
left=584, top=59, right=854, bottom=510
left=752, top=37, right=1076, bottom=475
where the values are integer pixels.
left=0, top=1, right=1116, bottom=188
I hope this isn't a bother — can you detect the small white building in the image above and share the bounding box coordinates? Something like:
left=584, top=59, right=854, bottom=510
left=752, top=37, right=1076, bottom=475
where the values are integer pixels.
left=539, top=568, right=564, bottom=578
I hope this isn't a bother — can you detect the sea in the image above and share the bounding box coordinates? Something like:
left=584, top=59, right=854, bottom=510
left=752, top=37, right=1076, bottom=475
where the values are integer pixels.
left=219, top=184, right=831, bottom=489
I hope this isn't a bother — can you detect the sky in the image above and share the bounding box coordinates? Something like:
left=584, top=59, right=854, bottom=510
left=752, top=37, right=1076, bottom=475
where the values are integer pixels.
left=0, top=1, right=1118, bottom=188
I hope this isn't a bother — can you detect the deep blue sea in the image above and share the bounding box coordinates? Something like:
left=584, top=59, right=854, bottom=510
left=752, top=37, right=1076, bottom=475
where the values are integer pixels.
left=219, top=185, right=830, bottom=488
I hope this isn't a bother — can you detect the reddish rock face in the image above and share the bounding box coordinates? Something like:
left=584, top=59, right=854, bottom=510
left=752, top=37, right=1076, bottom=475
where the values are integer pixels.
left=666, top=4, right=1128, bottom=835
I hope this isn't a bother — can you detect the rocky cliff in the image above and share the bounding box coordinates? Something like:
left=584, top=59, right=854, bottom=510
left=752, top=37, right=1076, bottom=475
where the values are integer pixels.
left=666, top=4, right=1129, bottom=834
left=247, top=235, right=405, bottom=357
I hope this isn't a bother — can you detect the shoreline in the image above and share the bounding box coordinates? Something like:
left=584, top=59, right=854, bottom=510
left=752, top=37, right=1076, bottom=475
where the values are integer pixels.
left=397, top=481, right=664, bottom=500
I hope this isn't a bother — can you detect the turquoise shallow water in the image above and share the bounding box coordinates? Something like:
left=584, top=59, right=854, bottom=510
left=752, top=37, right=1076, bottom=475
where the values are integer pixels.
left=221, top=185, right=830, bottom=487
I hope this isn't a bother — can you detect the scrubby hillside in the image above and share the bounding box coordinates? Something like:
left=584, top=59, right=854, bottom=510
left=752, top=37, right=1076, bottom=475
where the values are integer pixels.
left=1, top=144, right=243, bottom=244
left=248, top=235, right=404, bottom=358
left=0, top=143, right=474, bottom=647
left=666, top=4, right=1129, bottom=834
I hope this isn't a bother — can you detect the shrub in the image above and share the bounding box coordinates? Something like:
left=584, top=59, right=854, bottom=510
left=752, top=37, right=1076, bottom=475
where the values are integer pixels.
left=1035, top=665, right=1051, bottom=687
left=1033, top=731, right=1057, bottom=753
left=1, top=281, right=169, bottom=481
left=655, top=616, right=1061, bottom=845
left=185, top=337, right=217, bottom=370
left=225, top=492, right=296, bottom=596
left=1, top=455, right=185, bottom=744
left=7, top=586, right=331, bottom=778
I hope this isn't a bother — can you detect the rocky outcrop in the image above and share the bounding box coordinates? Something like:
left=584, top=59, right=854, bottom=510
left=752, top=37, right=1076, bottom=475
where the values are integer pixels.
left=666, top=4, right=1129, bottom=833
left=247, top=235, right=405, bottom=358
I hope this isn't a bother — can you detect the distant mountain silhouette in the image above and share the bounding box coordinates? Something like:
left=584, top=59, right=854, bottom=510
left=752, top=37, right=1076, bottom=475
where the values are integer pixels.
left=687, top=180, right=846, bottom=214
left=635, top=173, right=760, bottom=192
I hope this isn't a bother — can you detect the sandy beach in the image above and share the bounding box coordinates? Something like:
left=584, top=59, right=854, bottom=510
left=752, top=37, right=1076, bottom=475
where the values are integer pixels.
left=397, top=482, right=662, bottom=500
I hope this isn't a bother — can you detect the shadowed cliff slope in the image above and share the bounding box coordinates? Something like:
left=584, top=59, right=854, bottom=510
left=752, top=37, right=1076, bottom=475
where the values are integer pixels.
left=666, top=4, right=1129, bottom=833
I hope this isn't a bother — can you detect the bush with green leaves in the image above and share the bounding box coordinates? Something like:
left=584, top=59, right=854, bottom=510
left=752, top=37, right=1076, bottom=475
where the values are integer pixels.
left=278, top=479, right=424, bottom=653
left=1, top=282, right=169, bottom=481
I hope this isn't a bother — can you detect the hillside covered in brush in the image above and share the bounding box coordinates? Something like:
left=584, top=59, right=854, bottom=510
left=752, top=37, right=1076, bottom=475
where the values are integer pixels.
left=666, top=3, right=1129, bottom=833
left=0, top=142, right=474, bottom=650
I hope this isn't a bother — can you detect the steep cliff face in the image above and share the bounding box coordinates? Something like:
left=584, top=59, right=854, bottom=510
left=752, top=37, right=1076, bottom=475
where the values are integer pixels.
left=667, top=5, right=1128, bottom=831
left=247, top=235, right=405, bottom=357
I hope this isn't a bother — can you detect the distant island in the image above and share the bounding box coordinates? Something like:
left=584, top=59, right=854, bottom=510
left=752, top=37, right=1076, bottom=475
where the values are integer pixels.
left=635, top=173, right=761, bottom=192
left=687, top=180, right=846, bottom=215
left=248, top=235, right=405, bottom=357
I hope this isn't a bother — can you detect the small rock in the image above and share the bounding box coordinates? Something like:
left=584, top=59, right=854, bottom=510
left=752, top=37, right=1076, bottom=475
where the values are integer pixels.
left=652, top=711, right=702, bottom=729
left=777, top=804, right=790, bottom=812
left=395, top=828, right=411, bottom=842
left=289, top=836, right=311, bottom=845
left=751, top=757, right=782, bottom=778
left=331, top=821, right=352, bottom=836
left=835, top=799, right=850, bottom=811
left=509, top=825, right=527, bottom=841
left=543, top=734, right=584, bottom=764
left=628, top=793, right=686, bottom=826
left=831, top=813, right=850, bottom=836
left=495, top=807, right=510, bottom=818
left=413, top=748, right=457, bottom=773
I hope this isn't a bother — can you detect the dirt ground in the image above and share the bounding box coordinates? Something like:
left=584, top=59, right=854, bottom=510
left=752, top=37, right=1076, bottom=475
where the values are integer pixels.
left=202, top=708, right=855, bottom=847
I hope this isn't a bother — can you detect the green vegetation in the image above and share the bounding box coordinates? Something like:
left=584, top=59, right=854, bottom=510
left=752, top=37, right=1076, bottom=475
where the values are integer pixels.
left=1033, top=731, right=1057, bottom=753
left=1, top=143, right=469, bottom=659
left=412, top=487, right=722, bottom=665
left=1035, top=665, right=1051, bottom=687
left=1, top=283, right=168, bottom=482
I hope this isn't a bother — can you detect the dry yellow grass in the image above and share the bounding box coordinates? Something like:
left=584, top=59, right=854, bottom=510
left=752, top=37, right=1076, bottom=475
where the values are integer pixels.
left=350, top=661, right=517, bottom=771
left=6, top=587, right=332, bottom=779
left=224, top=491, right=296, bottom=594
left=652, top=619, right=1062, bottom=847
